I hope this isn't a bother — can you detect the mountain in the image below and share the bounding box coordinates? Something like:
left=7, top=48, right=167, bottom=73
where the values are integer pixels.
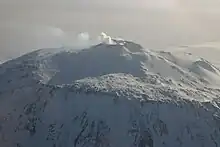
left=167, top=41, right=220, bottom=69
left=0, top=39, right=220, bottom=147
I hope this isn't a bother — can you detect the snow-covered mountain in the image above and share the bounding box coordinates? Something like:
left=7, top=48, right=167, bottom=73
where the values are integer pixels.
left=0, top=38, right=220, bottom=147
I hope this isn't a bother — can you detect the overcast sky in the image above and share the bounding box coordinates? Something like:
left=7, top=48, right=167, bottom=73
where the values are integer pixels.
left=1, top=0, right=220, bottom=61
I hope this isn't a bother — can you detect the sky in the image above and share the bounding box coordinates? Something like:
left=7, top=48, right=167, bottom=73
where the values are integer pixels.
left=0, top=0, right=220, bottom=61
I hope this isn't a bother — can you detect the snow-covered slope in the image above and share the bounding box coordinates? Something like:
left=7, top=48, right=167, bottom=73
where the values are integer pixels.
left=0, top=39, right=220, bottom=147
left=167, top=42, right=220, bottom=69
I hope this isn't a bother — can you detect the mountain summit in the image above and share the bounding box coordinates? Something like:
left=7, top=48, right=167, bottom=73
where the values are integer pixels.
left=0, top=38, right=220, bottom=147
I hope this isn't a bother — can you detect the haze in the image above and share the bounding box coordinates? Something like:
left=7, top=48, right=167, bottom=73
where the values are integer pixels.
left=1, top=0, right=220, bottom=61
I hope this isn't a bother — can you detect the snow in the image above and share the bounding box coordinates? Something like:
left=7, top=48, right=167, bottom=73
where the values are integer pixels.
left=0, top=37, right=220, bottom=147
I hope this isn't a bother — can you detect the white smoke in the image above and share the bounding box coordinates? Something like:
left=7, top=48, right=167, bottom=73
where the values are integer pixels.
left=98, top=32, right=114, bottom=44
left=63, top=32, right=115, bottom=49
left=33, top=26, right=116, bottom=49
left=0, top=23, right=118, bottom=61
left=76, top=32, right=115, bottom=45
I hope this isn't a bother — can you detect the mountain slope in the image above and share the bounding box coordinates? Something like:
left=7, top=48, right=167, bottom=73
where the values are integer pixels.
left=0, top=39, right=220, bottom=147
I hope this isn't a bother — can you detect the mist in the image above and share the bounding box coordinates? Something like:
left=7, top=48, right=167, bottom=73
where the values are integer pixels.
left=1, top=0, right=220, bottom=61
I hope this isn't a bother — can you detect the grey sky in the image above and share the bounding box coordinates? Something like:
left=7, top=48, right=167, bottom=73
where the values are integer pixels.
left=0, top=0, right=220, bottom=61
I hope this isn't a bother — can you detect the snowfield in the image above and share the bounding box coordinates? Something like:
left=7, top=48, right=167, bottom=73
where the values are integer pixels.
left=0, top=38, right=220, bottom=147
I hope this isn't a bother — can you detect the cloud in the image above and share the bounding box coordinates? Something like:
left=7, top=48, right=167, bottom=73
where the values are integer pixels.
left=77, top=32, right=90, bottom=41
left=47, top=27, right=65, bottom=37
left=68, top=32, right=94, bottom=48
left=0, top=24, right=68, bottom=61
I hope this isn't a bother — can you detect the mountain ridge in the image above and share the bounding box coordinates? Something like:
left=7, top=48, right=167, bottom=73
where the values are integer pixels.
left=0, top=39, right=220, bottom=147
